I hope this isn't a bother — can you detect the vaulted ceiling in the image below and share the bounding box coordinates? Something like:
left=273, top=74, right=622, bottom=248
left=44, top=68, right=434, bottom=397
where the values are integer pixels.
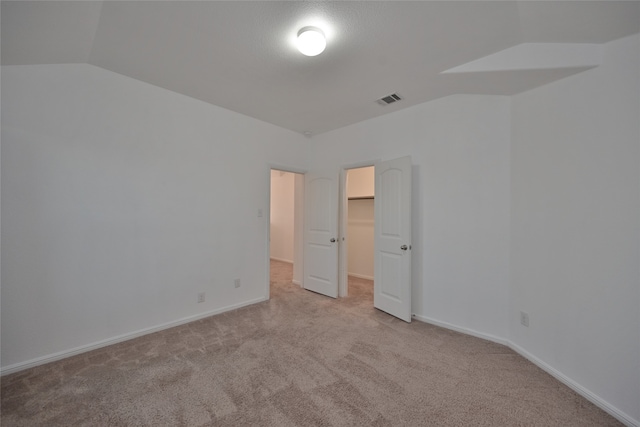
left=2, top=1, right=639, bottom=135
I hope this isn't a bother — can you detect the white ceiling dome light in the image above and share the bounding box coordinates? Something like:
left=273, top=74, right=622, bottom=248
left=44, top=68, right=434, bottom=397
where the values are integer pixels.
left=297, top=26, right=326, bottom=56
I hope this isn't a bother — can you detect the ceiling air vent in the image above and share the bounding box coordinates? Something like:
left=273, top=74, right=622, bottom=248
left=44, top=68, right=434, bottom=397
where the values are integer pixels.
left=376, top=93, right=402, bottom=106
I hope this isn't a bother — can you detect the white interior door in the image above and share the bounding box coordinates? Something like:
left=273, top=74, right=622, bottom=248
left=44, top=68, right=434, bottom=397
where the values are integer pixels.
left=303, top=170, right=339, bottom=298
left=374, top=156, right=412, bottom=321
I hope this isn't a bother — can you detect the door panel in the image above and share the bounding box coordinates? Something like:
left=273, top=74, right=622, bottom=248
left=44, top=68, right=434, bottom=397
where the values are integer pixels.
left=303, top=171, right=339, bottom=298
left=380, top=252, right=402, bottom=300
left=374, top=156, right=412, bottom=321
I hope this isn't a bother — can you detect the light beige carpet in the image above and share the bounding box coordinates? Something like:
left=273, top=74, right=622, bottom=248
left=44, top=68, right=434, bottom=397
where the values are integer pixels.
left=1, top=260, right=621, bottom=426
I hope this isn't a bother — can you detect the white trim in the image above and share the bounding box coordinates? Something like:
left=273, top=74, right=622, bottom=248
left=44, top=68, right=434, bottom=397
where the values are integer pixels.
left=3, top=294, right=637, bottom=426
left=412, top=314, right=508, bottom=346
left=292, top=279, right=302, bottom=286
left=341, top=160, right=378, bottom=170
left=266, top=166, right=273, bottom=301
left=412, top=314, right=639, bottom=427
left=508, top=342, right=639, bottom=427
left=348, top=272, right=374, bottom=281
left=0, top=296, right=267, bottom=376
left=339, top=169, right=349, bottom=297
left=270, top=256, right=293, bottom=264
left=268, top=164, right=308, bottom=175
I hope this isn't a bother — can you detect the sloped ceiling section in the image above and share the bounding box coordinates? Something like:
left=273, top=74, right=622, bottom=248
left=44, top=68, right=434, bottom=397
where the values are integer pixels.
left=1, top=1, right=102, bottom=65
left=2, top=1, right=639, bottom=135
left=442, top=44, right=603, bottom=74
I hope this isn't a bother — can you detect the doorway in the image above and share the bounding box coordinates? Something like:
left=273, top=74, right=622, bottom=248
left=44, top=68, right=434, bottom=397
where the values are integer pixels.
left=269, top=169, right=304, bottom=292
left=339, top=157, right=412, bottom=322
left=271, top=157, right=411, bottom=322
left=341, top=166, right=375, bottom=298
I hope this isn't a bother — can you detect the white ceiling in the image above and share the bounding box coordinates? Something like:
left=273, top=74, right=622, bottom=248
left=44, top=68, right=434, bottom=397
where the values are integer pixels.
left=2, top=1, right=639, bottom=135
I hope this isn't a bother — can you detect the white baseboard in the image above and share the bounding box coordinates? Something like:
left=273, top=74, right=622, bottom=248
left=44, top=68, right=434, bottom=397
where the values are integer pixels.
left=3, top=302, right=637, bottom=427
left=412, top=314, right=638, bottom=427
left=292, top=279, right=301, bottom=286
left=0, top=296, right=268, bottom=376
left=508, top=342, right=639, bottom=427
left=270, top=257, right=293, bottom=264
left=412, top=314, right=508, bottom=346
left=348, top=272, right=374, bottom=281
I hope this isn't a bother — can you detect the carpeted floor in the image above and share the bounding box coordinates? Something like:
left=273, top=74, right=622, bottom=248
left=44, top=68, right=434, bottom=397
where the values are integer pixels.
left=1, top=260, right=621, bottom=426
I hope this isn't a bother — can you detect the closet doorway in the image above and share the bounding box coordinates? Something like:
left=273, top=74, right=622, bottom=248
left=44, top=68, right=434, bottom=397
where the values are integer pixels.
left=269, top=169, right=304, bottom=291
left=342, top=166, right=375, bottom=297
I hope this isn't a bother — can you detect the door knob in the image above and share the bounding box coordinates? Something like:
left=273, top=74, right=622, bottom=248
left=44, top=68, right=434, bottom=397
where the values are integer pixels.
left=400, top=245, right=408, bottom=250
left=330, top=238, right=336, bottom=243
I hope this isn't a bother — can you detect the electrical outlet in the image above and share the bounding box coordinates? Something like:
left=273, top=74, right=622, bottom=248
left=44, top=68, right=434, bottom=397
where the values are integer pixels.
left=197, top=292, right=205, bottom=303
left=234, top=279, right=241, bottom=288
left=520, top=311, right=529, bottom=327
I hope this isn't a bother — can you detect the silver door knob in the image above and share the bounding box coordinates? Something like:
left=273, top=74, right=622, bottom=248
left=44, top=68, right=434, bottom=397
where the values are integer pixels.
left=400, top=245, right=408, bottom=250
left=330, top=238, right=336, bottom=243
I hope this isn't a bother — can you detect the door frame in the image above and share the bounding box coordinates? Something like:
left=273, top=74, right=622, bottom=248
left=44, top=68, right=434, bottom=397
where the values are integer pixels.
left=339, top=160, right=378, bottom=297
left=266, top=164, right=306, bottom=300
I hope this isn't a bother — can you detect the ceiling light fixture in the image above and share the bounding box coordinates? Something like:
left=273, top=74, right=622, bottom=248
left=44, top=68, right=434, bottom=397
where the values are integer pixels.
left=297, top=26, right=326, bottom=56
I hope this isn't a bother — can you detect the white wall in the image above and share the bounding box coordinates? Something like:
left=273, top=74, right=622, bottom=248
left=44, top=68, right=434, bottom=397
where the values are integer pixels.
left=270, top=170, right=295, bottom=263
left=311, top=94, right=512, bottom=340
left=510, top=34, right=640, bottom=424
left=1, top=63, right=309, bottom=370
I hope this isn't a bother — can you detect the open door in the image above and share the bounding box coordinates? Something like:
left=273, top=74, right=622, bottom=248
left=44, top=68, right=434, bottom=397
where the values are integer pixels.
left=303, top=170, right=339, bottom=298
left=374, top=156, right=412, bottom=321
